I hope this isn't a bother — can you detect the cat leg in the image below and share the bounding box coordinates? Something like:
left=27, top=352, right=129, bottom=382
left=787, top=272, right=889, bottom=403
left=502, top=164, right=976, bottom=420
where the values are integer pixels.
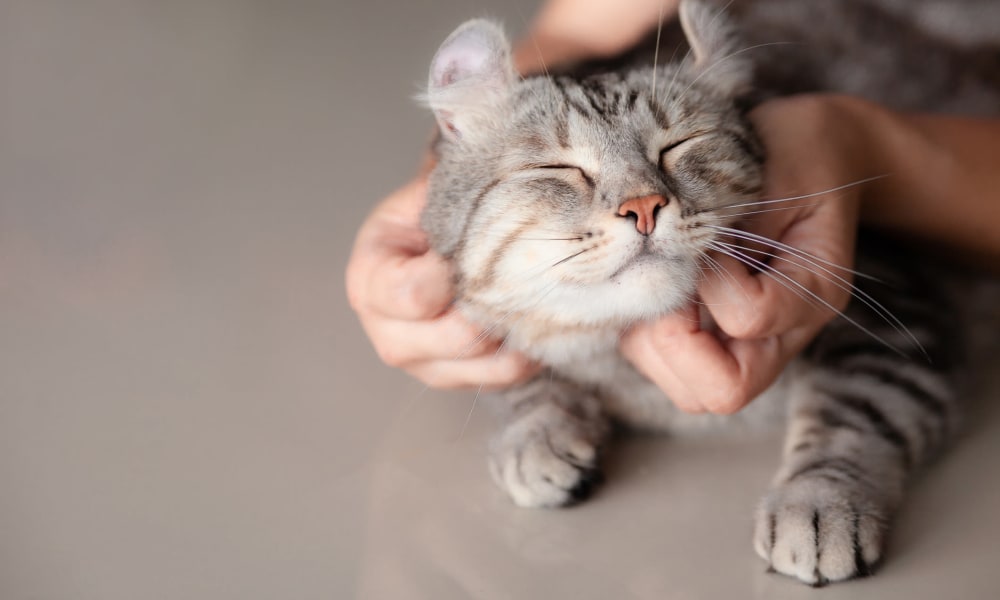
left=754, top=361, right=957, bottom=586
left=488, top=373, right=610, bottom=508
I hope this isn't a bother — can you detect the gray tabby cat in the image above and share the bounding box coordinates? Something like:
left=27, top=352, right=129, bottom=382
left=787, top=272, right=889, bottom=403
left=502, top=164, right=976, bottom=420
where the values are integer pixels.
left=419, top=0, right=998, bottom=586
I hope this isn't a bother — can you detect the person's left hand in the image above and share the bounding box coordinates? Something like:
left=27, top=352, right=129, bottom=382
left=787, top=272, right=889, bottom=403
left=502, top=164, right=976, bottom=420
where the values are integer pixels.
left=621, top=95, right=873, bottom=414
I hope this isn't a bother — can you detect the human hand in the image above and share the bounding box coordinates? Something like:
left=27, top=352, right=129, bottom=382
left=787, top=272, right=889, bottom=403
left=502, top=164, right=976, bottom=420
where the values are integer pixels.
left=622, top=95, right=874, bottom=414
left=513, top=0, right=674, bottom=74
left=346, top=176, right=539, bottom=389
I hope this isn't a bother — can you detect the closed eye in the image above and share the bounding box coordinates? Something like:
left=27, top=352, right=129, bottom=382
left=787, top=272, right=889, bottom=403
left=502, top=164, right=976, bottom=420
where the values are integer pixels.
left=534, top=164, right=595, bottom=187
left=659, top=137, right=696, bottom=158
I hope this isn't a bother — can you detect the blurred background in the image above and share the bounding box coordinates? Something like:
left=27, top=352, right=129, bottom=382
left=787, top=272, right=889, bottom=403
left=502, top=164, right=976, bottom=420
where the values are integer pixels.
left=2, top=1, right=998, bottom=599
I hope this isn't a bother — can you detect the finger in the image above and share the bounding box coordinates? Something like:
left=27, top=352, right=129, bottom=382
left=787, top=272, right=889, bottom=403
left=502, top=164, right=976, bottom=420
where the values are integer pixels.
left=346, top=177, right=455, bottom=320
left=365, top=310, right=501, bottom=368
left=620, top=309, right=709, bottom=414
left=699, top=252, right=821, bottom=340
left=621, top=325, right=705, bottom=414
left=409, top=352, right=541, bottom=390
left=622, top=309, right=779, bottom=415
left=700, top=231, right=852, bottom=341
left=361, top=249, right=455, bottom=320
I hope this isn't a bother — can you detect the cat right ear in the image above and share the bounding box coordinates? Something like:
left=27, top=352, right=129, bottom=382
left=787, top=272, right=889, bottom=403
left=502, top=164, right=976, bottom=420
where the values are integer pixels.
left=425, top=20, right=514, bottom=142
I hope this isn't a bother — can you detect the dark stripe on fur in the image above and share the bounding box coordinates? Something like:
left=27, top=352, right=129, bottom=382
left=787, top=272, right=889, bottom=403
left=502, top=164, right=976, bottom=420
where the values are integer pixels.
left=467, top=221, right=534, bottom=292
left=788, top=457, right=866, bottom=484
left=645, top=94, right=672, bottom=130
left=817, top=406, right=865, bottom=434
left=452, top=177, right=503, bottom=262
left=828, top=392, right=913, bottom=470
left=841, top=362, right=948, bottom=418
left=552, top=77, right=597, bottom=120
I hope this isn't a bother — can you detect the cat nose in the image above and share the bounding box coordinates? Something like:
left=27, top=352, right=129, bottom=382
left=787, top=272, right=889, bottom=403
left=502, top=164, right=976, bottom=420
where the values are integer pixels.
left=617, top=194, right=668, bottom=235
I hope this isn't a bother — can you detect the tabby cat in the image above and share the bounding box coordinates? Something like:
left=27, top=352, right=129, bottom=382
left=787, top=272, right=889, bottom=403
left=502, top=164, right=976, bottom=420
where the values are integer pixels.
left=418, top=0, right=999, bottom=586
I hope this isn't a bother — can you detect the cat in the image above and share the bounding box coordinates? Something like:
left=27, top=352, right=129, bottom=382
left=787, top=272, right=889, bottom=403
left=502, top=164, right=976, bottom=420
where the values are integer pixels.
left=418, top=0, right=999, bottom=586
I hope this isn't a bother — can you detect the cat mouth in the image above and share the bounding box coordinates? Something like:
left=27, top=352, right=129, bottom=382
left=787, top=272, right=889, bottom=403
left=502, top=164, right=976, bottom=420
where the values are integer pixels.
left=608, top=247, right=678, bottom=281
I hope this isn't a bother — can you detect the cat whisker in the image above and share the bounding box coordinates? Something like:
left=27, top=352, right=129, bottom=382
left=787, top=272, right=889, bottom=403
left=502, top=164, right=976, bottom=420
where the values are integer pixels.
left=715, top=202, right=824, bottom=219
left=701, top=252, right=754, bottom=306
left=707, top=224, right=880, bottom=281
left=712, top=240, right=924, bottom=354
left=669, top=41, right=796, bottom=114
left=457, top=381, right=487, bottom=441
left=700, top=175, right=890, bottom=214
left=650, top=0, right=667, bottom=102
left=455, top=280, right=564, bottom=439
left=717, top=241, right=923, bottom=342
left=663, top=0, right=737, bottom=102
left=513, top=5, right=550, bottom=79
left=706, top=241, right=909, bottom=358
left=454, top=243, right=592, bottom=359
left=551, top=247, right=591, bottom=267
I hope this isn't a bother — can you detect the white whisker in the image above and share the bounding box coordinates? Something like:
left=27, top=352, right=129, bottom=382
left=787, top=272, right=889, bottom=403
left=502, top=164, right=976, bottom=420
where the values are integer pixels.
left=669, top=41, right=796, bottom=113
left=650, top=0, right=667, bottom=102
left=712, top=240, right=924, bottom=354
left=710, top=175, right=890, bottom=212
left=707, top=242, right=907, bottom=357
left=716, top=202, right=824, bottom=219
left=708, top=224, right=880, bottom=281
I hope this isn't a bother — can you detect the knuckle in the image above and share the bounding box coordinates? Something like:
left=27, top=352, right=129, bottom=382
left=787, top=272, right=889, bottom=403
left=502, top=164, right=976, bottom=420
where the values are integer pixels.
left=395, top=280, right=439, bottom=320
left=412, top=365, right=446, bottom=389
left=718, top=307, right=774, bottom=339
left=425, top=369, right=462, bottom=390
left=374, top=342, right=407, bottom=368
left=705, top=383, right=749, bottom=415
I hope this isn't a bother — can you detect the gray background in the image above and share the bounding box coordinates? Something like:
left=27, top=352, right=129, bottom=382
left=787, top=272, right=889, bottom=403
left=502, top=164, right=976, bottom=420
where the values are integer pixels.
left=2, top=1, right=998, bottom=599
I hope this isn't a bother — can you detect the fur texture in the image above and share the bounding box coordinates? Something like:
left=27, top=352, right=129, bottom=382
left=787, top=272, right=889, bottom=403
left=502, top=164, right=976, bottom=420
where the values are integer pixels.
left=419, top=0, right=999, bottom=586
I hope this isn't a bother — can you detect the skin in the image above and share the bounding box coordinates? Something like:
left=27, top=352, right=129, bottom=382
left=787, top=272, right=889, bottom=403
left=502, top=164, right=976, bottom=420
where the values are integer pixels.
left=346, top=1, right=1000, bottom=411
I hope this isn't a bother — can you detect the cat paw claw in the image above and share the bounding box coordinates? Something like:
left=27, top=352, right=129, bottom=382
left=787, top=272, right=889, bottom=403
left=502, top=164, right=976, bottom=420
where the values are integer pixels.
left=754, top=478, right=887, bottom=585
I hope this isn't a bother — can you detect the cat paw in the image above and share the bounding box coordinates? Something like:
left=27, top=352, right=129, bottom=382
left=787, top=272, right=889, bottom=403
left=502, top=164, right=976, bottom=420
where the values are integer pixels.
left=488, top=403, right=604, bottom=508
left=754, top=477, right=888, bottom=586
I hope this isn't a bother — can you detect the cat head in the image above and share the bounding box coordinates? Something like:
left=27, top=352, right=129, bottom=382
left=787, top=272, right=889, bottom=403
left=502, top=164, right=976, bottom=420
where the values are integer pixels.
left=421, top=0, right=763, bottom=328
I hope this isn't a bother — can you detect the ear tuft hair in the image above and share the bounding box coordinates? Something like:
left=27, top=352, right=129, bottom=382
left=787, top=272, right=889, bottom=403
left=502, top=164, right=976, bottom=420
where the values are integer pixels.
left=678, top=0, right=752, bottom=96
left=424, top=19, right=514, bottom=142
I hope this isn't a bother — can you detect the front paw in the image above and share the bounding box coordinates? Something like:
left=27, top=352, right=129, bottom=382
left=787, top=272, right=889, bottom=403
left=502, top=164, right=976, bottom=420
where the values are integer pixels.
left=754, top=477, right=888, bottom=586
left=488, top=403, right=604, bottom=508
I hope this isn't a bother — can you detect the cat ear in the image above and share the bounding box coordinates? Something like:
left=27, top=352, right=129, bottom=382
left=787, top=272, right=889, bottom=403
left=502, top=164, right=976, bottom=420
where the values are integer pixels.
left=678, top=0, right=751, bottom=96
left=425, top=20, right=515, bottom=142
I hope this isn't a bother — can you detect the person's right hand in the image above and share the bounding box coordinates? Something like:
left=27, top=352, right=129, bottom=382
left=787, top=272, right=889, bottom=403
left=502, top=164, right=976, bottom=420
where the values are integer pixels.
left=345, top=175, right=539, bottom=389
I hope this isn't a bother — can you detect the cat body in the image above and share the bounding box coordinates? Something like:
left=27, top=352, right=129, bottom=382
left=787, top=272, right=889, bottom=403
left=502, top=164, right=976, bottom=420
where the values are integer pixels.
left=419, top=0, right=998, bottom=586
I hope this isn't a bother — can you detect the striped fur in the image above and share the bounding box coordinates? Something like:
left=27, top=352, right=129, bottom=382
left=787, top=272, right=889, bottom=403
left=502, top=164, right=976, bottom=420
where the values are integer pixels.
left=419, top=0, right=998, bottom=586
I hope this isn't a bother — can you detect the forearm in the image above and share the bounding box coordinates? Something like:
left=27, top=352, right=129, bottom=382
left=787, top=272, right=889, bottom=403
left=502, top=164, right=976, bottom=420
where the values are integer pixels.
left=843, top=96, right=1000, bottom=265
left=514, top=0, right=677, bottom=73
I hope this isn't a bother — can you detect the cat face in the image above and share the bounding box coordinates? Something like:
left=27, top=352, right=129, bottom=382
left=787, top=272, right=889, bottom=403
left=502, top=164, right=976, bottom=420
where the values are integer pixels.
left=422, top=3, right=763, bottom=328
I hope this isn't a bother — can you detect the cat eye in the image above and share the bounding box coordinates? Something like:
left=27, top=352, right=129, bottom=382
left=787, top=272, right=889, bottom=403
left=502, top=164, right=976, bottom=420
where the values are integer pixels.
left=659, top=137, right=696, bottom=158
left=534, top=164, right=595, bottom=187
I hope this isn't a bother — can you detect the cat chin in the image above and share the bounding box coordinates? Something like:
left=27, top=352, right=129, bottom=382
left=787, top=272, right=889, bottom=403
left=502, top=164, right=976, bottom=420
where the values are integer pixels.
left=546, top=262, right=695, bottom=326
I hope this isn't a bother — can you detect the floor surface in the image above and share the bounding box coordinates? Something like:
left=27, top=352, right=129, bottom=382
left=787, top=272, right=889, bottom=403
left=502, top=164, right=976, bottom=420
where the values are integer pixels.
left=1, top=1, right=998, bottom=599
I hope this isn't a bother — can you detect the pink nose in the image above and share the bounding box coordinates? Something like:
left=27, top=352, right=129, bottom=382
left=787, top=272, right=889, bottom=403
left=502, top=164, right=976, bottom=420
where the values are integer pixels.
left=618, top=194, right=668, bottom=235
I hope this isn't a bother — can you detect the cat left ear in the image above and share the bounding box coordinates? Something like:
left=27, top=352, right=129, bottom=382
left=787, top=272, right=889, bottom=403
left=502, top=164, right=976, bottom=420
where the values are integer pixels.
left=425, top=20, right=515, bottom=142
left=678, top=0, right=752, bottom=97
